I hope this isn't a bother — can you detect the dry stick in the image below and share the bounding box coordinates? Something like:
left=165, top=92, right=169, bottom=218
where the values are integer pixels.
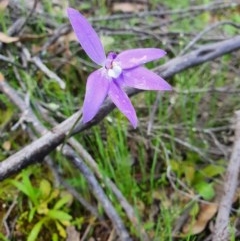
left=147, top=92, right=161, bottom=135
left=20, top=46, right=66, bottom=89
left=68, top=139, right=150, bottom=241
left=160, top=133, right=214, bottom=163
left=39, top=23, right=70, bottom=55
left=3, top=196, right=17, bottom=239
left=0, top=35, right=240, bottom=180
left=212, top=111, right=240, bottom=241
left=0, top=77, right=132, bottom=241
left=60, top=181, right=100, bottom=219
left=91, top=1, right=238, bottom=22
left=37, top=147, right=101, bottom=219
left=0, top=54, right=24, bottom=69
left=174, top=86, right=240, bottom=94
left=180, top=21, right=240, bottom=55
left=0, top=0, right=38, bottom=50
left=0, top=74, right=99, bottom=218
left=20, top=95, right=149, bottom=239
left=19, top=47, right=66, bottom=89
left=31, top=56, right=66, bottom=89
left=0, top=18, right=25, bottom=50
left=62, top=147, right=132, bottom=241
left=15, top=0, right=39, bottom=34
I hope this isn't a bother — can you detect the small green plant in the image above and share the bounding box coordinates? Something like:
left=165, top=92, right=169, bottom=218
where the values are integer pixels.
left=170, top=158, right=225, bottom=201
left=11, top=170, right=73, bottom=241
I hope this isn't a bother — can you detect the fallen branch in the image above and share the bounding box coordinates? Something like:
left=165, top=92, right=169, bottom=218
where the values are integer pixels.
left=62, top=147, right=132, bottom=241
left=0, top=73, right=133, bottom=241
left=0, top=35, right=240, bottom=180
left=212, top=110, right=240, bottom=241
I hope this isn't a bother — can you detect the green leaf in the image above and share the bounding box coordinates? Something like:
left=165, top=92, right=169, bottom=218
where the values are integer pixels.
left=53, top=193, right=72, bottom=210
left=0, top=232, right=10, bottom=241
left=201, top=165, right=225, bottom=178
left=28, top=207, right=37, bottom=222
left=169, top=160, right=181, bottom=176
left=144, top=221, right=155, bottom=230
left=79, top=2, right=92, bottom=11
left=47, top=210, right=72, bottom=222
left=189, top=202, right=199, bottom=217
left=22, top=172, right=38, bottom=205
left=194, top=182, right=215, bottom=201
left=11, top=180, right=29, bottom=197
left=27, top=220, right=44, bottom=241
left=55, top=221, right=67, bottom=238
left=52, top=233, right=59, bottom=241
left=47, top=189, right=60, bottom=203
left=37, top=202, right=49, bottom=215
left=39, top=179, right=52, bottom=199
left=184, top=165, right=195, bottom=185
left=11, top=172, right=39, bottom=205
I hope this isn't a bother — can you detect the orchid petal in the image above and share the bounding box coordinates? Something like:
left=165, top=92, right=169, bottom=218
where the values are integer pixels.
left=122, top=66, right=172, bottom=90
left=108, top=81, right=138, bottom=128
left=115, top=48, right=166, bottom=69
left=82, top=69, right=109, bottom=123
left=67, top=8, right=106, bottom=65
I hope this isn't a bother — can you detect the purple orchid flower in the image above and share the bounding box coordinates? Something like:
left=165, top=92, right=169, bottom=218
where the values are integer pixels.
left=67, top=8, right=172, bottom=128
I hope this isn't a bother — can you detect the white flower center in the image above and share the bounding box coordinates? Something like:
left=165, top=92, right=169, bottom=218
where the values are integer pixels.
left=107, top=64, right=122, bottom=78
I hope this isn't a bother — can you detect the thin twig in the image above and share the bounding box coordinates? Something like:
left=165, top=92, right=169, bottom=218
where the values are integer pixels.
left=0, top=18, right=25, bottom=49
left=0, top=54, right=24, bottom=69
left=147, top=92, right=161, bottom=135
left=16, top=0, right=39, bottom=34
left=180, top=21, right=240, bottom=55
left=39, top=23, right=71, bottom=56
left=31, top=56, right=66, bottom=89
left=160, top=133, right=214, bottom=163
left=3, top=196, right=17, bottom=239
left=61, top=181, right=102, bottom=219
left=174, top=86, right=240, bottom=94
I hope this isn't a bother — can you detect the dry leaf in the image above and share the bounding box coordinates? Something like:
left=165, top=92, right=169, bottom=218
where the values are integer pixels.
left=0, top=32, right=19, bottom=43
left=2, top=141, right=11, bottom=151
left=31, top=32, right=76, bottom=55
left=0, top=0, right=9, bottom=11
left=19, top=33, right=48, bottom=42
left=182, top=203, right=218, bottom=235
left=64, top=31, right=78, bottom=42
left=66, top=226, right=80, bottom=241
left=0, top=72, right=4, bottom=82
left=112, top=3, right=147, bottom=13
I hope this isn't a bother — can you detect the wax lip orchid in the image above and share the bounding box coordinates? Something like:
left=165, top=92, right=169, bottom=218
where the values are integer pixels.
left=67, top=8, right=172, bottom=128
